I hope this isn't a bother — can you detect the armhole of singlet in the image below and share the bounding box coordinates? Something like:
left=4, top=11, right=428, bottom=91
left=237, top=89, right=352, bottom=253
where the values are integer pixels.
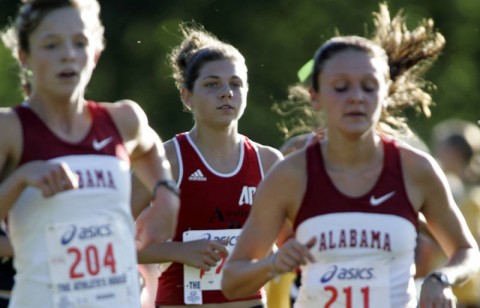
left=384, top=138, right=419, bottom=229
left=248, top=139, right=265, bottom=180
left=173, top=137, right=183, bottom=186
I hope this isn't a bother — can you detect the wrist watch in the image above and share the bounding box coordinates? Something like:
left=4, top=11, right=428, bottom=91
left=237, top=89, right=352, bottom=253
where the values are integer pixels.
left=426, top=271, right=452, bottom=287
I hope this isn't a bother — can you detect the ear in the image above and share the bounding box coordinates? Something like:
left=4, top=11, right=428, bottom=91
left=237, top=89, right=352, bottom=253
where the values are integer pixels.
left=18, top=49, right=29, bottom=68
left=94, top=50, right=102, bottom=65
left=180, top=88, right=192, bottom=111
left=309, top=87, right=321, bottom=111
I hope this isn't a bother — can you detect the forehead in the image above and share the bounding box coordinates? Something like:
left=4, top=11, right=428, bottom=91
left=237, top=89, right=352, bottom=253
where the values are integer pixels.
left=198, top=59, right=248, bottom=80
left=322, top=49, right=386, bottom=79
left=32, top=7, right=93, bottom=39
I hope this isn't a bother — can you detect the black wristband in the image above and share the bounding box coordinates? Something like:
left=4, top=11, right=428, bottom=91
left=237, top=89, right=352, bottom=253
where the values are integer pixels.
left=153, top=179, right=180, bottom=198
left=425, top=271, right=452, bottom=287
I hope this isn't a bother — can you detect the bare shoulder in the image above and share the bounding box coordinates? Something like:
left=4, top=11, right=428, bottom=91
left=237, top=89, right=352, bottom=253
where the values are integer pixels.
left=264, top=147, right=306, bottom=183
left=397, top=141, right=445, bottom=211
left=397, top=142, right=438, bottom=181
left=279, top=133, right=312, bottom=156
left=0, top=108, right=22, bottom=175
left=99, top=100, right=149, bottom=143
left=0, top=107, right=20, bottom=126
left=257, top=147, right=307, bottom=219
left=251, top=141, right=283, bottom=174
left=99, top=99, right=145, bottom=127
left=0, top=108, right=22, bottom=143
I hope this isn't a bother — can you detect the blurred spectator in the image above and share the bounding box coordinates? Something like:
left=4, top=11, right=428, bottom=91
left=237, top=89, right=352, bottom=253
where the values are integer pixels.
left=418, top=119, right=480, bottom=308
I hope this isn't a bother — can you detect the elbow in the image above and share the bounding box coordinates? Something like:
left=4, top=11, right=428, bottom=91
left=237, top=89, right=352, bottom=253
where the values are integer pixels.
left=221, top=268, right=245, bottom=300
left=221, top=270, right=236, bottom=299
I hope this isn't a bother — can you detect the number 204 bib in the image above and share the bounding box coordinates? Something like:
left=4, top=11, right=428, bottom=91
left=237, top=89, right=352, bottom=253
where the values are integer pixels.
left=46, top=216, right=138, bottom=308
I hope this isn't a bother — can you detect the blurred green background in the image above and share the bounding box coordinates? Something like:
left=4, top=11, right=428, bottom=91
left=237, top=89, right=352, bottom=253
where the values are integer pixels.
left=1, top=0, right=479, bottom=148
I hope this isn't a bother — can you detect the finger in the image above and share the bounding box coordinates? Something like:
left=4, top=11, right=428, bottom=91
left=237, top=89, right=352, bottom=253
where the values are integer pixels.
left=286, top=239, right=315, bottom=264
left=60, top=162, right=79, bottom=189
left=46, top=167, right=64, bottom=193
left=40, top=176, right=55, bottom=197
left=208, top=247, right=226, bottom=262
left=204, top=256, right=219, bottom=267
left=284, top=247, right=312, bottom=268
left=212, top=241, right=229, bottom=256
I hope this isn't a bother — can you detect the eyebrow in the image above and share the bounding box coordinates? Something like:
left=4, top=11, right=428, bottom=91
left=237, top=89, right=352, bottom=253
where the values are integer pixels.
left=201, top=75, right=243, bottom=80
left=39, top=32, right=88, bottom=39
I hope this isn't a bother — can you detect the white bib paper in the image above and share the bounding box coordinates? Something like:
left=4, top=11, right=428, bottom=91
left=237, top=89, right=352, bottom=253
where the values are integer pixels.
left=182, top=229, right=241, bottom=305
left=46, top=216, right=135, bottom=307
left=297, top=259, right=390, bottom=308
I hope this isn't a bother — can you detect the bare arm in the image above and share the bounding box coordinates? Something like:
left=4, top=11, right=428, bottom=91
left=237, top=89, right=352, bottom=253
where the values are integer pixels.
left=0, top=234, right=13, bottom=257
left=105, top=100, right=179, bottom=246
left=418, top=155, right=479, bottom=284
left=401, top=148, right=480, bottom=304
left=222, top=152, right=314, bottom=298
left=0, top=109, right=79, bottom=220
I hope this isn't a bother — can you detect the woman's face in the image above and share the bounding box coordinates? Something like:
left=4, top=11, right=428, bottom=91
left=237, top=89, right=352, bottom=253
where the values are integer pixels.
left=312, top=49, right=388, bottom=137
left=184, top=58, right=248, bottom=128
left=22, top=7, right=99, bottom=99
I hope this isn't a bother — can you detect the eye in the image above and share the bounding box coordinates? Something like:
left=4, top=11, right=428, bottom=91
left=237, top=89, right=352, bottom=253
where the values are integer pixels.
left=204, top=81, right=218, bottom=88
left=74, top=35, right=89, bottom=48
left=230, top=80, right=243, bottom=88
left=75, top=40, right=87, bottom=48
left=362, top=79, right=378, bottom=92
left=43, top=42, right=58, bottom=50
left=333, top=80, right=348, bottom=92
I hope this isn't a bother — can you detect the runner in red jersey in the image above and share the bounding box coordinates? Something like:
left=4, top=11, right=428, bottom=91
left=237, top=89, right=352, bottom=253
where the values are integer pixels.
left=135, top=24, right=282, bottom=307
left=222, top=3, right=480, bottom=308
left=0, top=1, right=179, bottom=307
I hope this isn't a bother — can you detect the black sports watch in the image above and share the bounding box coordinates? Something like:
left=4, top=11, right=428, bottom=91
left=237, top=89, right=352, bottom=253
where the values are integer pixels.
left=426, top=272, right=452, bottom=287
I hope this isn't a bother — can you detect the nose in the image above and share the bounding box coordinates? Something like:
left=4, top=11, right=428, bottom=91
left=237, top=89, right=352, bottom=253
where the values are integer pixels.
left=349, top=86, right=365, bottom=104
left=61, top=42, right=76, bottom=62
left=220, top=84, right=233, bottom=99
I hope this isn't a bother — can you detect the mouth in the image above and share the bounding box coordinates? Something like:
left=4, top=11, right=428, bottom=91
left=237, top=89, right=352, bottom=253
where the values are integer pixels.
left=58, top=71, right=78, bottom=79
left=345, top=111, right=365, bottom=117
left=217, top=104, right=234, bottom=110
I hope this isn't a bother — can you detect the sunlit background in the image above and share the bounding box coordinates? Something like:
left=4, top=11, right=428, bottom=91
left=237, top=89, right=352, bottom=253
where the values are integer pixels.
left=1, top=0, right=479, bottom=148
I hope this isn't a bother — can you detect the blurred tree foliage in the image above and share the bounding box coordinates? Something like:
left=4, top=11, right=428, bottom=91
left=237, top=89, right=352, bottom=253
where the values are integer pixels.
left=1, top=0, right=479, bottom=148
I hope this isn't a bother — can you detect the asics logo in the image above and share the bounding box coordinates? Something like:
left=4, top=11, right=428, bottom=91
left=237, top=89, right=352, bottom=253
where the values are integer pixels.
left=370, top=191, right=395, bottom=206
left=92, top=137, right=113, bottom=151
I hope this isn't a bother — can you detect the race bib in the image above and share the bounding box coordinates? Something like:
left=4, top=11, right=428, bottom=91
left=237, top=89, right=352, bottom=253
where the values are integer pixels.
left=297, top=259, right=390, bottom=308
left=46, top=216, right=137, bottom=307
left=182, top=229, right=241, bottom=305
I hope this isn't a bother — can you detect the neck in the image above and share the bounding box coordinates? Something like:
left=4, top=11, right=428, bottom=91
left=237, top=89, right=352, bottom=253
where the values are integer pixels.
left=26, top=93, right=89, bottom=140
left=322, top=131, right=382, bottom=172
left=188, top=125, right=242, bottom=171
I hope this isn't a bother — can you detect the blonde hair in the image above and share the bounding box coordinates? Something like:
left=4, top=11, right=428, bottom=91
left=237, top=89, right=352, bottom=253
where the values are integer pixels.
left=1, top=0, right=105, bottom=96
left=276, top=2, right=445, bottom=139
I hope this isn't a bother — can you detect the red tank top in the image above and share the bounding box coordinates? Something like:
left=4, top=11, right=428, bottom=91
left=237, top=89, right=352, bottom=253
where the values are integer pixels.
left=294, top=137, right=418, bottom=230
left=292, top=137, right=420, bottom=307
left=14, top=101, right=129, bottom=165
left=155, top=132, right=263, bottom=305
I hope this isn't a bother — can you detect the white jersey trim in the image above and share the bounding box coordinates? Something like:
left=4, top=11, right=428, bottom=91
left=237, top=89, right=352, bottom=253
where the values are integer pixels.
left=250, top=141, right=264, bottom=180
left=185, top=132, right=245, bottom=178
left=173, top=138, right=184, bottom=186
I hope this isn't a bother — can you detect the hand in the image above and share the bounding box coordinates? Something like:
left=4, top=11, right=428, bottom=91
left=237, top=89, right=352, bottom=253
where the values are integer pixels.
left=271, top=236, right=316, bottom=274
left=19, top=161, right=78, bottom=197
left=135, top=186, right=179, bottom=248
left=180, top=239, right=229, bottom=271
left=419, top=277, right=457, bottom=308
